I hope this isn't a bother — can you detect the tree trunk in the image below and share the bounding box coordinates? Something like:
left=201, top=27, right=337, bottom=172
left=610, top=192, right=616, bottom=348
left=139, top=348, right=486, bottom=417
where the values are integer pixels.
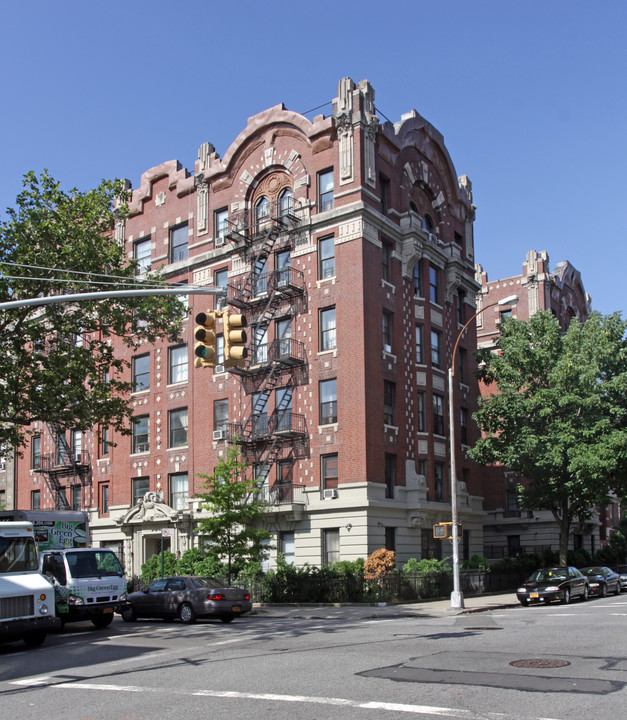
left=558, top=498, right=570, bottom=566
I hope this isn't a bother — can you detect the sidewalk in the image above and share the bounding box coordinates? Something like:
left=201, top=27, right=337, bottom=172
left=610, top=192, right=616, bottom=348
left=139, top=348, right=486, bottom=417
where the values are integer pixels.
left=251, top=591, right=520, bottom=621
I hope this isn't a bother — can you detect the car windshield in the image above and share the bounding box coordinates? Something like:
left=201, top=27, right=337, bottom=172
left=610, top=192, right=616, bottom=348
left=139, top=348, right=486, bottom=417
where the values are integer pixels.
left=528, top=569, right=567, bottom=582
left=67, top=550, right=124, bottom=578
left=580, top=567, right=603, bottom=576
left=191, top=576, right=224, bottom=589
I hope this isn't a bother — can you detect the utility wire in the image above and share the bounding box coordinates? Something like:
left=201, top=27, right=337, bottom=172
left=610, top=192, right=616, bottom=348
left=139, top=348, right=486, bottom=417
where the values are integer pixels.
left=1, top=274, right=173, bottom=289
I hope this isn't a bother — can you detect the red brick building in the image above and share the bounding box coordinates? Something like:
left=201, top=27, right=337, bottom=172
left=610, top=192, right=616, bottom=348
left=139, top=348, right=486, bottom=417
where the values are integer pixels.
left=5, top=78, right=484, bottom=580
left=475, top=250, right=601, bottom=559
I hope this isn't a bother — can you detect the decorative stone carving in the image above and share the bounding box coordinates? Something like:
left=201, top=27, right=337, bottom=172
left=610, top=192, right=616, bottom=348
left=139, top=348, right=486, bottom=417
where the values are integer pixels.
left=116, top=491, right=179, bottom=525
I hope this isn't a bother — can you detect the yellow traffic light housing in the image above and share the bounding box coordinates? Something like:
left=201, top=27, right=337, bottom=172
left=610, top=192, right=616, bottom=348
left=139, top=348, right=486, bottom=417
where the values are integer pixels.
left=223, top=312, right=248, bottom=368
left=194, top=311, right=217, bottom=368
left=433, top=522, right=463, bottom=539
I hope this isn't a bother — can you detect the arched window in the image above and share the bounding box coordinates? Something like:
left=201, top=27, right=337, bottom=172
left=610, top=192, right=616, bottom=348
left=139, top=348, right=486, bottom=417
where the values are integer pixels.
left=279, top=188, right=293, bottom=217
left=422, top=214, right=434, bottom=234
left=255, top=196, right=270, bottom=230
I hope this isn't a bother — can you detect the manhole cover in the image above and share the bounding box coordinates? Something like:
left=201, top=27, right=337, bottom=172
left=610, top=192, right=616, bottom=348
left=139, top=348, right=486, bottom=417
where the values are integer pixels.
left=510, top=659, right=571, bottom=669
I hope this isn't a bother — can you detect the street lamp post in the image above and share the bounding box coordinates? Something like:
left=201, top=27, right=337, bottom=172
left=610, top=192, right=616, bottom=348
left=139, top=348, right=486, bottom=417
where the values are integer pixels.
left=448, top=293, right=519, bottom=609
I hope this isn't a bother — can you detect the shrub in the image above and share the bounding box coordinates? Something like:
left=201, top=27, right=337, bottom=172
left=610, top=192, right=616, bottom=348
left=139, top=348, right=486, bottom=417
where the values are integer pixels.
left=461, top=554, right=490, bottom=571
left=364, top=549, right=396, bottom=580
left=140, top=550, right=178, bottom=585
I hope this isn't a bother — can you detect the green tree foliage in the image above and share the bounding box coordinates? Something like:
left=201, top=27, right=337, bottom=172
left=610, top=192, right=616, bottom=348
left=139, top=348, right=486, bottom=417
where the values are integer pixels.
left=140, top=550, right=178, bottom=586
left=470, top=311, right=627, bottom=565
left=0, top=171, right=185, bottom=450
left=196, top=445, right=272, bottom=583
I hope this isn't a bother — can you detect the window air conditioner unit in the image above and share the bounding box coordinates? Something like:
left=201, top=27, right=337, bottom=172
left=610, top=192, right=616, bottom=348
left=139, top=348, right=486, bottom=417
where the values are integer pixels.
left=215, top=235, right=225, bottom=247
left=214, top=364, right=225, bottom=374
left=323, top=489, right=338, bottom=500
left=213, top=429, right=226, bottom=441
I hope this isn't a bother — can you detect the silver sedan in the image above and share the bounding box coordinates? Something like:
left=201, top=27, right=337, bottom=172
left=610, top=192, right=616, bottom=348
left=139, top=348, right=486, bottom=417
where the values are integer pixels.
left=119, top=576, right=253, bottom=624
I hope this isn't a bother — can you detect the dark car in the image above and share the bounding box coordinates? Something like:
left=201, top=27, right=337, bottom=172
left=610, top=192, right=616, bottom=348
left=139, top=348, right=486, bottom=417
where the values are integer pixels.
left=579, top=566, right=621, bottom=597
left=118, top=576, right=253, bottom=624
left=613, top=565, right=627, bottom=591
left=516, top=567, right=589, bottom=606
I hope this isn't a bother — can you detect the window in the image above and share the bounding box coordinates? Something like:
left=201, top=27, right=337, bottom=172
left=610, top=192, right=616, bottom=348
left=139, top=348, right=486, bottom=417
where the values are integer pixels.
left=31, top=490, right=41, bottom=510
left=280, top=531, right=295, bottom=565
left=214, top=268, right=228, bottom=309
left=429, top=263, right=441, bottom=304
left=275, top=317, right=291, bottom=357
left=255, top=196, right=270, bottom=231
left=31, top=436, right=41, bottom=469
left=418, top=459, right=427, bottom=478
left=170, top=223, right=189, bottom=263
left=382, top=311, right=392, bottom=352
left=413, top=261, right=423, bottom=297
left=433, top=394, right=445, bottom=436
left=460, top=408, right=468, bottom=445
left=100, top=484, right=109, bottom=515
left=170, top=472, right=189, bottom=510
left=385, top=454, right=395, bottom=498
left=251, top=392, right=269, bottom=436
left=417, top=391, right=426, bottom=433
left=318, top=169, right=334, bottom=212
left=457, top=289, right=465, bottom=325
left=415, top=325, right=424, bottom=364
left=132, top=354, right=150, bottom=393
left=434, top=463, right=445, bottom=501
left=382, top=242, right=392, bottom=282
left=385, top=527, right=396, bottom=553
left=506, top=487, right=520, bottom=517
left=252, top=325, right=268, bottom=364
left=132, top=415, right=150, bottom=454
left=279, top=187, right=293, bottom=216
left=322, top=528, right=340, bottom=565
left=71, top=429, right=82, bottom=463
left=384, top=381, right=395, bottom=426
left=168, top=345, right=188, bottom=384
left=213, top=398, right=229, bottom=433
left=318, top=236, right=335, bottom=279
left=275, top=387, right=292, bottom=432
left=500, top=309, right=512, bottom=324
left=458, top=347, right=467, bottom=384
left=71, top=484, right=81, bottom=510
left=319, top=307, right=336, bottom=351
left=275, top=249, right=291, bottom=287
left=216, top=334, right=225, bottom=365
left=319, top=379, right=337, bottom=425
left=168, top=408, right=188, bottom=448
left=423, top=214, right=434, bottom=234
left=253, top=257, right=267, bottom=295
left=380, top=175, right=390, bottom=214
left=321, top=453, right=338, bottom=490
left=215, top=208, right=228, bottom=241
left=132, top=477, right=150, bottom=505
left=431, top=330, right=442, bottom=369
left=100, top=426, right=110, bottom=456
left=134, top=236, right=151, bottom=275
left=56, top=431, right=68, bottom=466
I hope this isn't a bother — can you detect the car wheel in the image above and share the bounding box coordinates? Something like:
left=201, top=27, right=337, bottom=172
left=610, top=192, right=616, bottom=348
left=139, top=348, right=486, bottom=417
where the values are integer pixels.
left=178, top=603, right=196, bottom=624
left=615, top=583, right=621, bottom=596
left=23, top=631, right=47, bottom=647
left=561, top=588, right=570, bottom=605
left=519, top=599, right=529, bottom=607
left=581, top=585, right=589, bottom=602
left=220, top=615, right=235, bottom=623
left=92, top=613, right=114, bottom=628
left=121, top=606, right=137, bottom=622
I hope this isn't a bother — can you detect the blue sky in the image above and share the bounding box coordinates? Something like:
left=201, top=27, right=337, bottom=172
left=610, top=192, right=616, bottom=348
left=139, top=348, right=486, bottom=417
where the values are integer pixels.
left=1, top=1, right=625, bottom=316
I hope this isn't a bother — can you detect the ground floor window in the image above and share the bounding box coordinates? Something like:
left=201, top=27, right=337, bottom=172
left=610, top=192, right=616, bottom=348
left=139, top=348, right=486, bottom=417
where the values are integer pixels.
left=280, top=531, right=295, bottom=565
left=323, top=528, right=340, bottom=565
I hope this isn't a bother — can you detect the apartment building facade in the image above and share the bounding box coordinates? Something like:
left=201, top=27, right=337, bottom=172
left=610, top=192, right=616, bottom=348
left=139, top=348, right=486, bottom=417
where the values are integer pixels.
left=475, top=250, right=602, bottom=558
left=8, top=78, right=484, bottom=580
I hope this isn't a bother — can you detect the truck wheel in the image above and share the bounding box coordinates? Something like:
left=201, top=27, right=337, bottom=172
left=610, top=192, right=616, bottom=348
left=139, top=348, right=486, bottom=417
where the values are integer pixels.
left=23, top=631, right=46, bottom=647
left=92, top=614, right=114, bottom=628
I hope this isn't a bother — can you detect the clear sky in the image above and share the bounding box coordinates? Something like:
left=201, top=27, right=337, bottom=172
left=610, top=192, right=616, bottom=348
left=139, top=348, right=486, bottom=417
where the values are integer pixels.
left=1, top=1, right=625, bottom=316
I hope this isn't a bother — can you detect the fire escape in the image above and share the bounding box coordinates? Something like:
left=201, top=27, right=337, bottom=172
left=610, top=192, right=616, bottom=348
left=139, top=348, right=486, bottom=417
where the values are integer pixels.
left=225, top=201, right=309, bottom=507
left=33, top=424, right=91, bottom=510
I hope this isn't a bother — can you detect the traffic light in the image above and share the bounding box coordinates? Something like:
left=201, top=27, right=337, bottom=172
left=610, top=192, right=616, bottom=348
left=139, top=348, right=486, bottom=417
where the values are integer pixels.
left=223, top=312, right=248, bottom=368
left=194, top=311, right=217, bottom=368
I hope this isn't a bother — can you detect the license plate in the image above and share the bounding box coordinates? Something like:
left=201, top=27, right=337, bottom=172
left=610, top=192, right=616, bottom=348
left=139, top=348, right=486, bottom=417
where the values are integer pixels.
left=231, top=605, right=241, bottom=613
left=530, top=592, right=539, bottom=599
left=103, top=607, right=113, bottom=614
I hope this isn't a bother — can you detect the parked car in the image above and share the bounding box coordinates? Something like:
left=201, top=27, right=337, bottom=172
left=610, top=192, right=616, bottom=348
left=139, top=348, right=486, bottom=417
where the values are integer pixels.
left=118, top=576, right=253, bottom=624
left=613, top=565, right=627, bottom=591
left=579, top=566, right=621, bottom=597
left=516, top=567, right=589, bottom=606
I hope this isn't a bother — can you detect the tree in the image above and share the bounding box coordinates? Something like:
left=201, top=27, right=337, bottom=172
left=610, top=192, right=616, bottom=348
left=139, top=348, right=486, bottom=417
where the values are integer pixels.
left=0, top=170, right=185, bottom=450
left=470, top=311, right=627, bottom=565
left=196, top=445, right=272, bottom=583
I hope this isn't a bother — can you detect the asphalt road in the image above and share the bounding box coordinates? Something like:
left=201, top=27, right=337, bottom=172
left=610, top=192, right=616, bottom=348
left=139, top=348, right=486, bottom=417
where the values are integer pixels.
left=1, top=594, right=626, bottom=720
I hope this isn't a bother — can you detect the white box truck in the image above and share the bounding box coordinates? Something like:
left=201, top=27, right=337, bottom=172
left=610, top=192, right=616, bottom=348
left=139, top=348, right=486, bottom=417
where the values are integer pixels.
left=0, top=511, right=127, bottom=629
left=0, top=521, right=61, bottom=647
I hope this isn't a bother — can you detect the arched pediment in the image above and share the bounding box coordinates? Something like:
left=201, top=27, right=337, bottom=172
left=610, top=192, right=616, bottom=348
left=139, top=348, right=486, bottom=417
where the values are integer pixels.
left=116, top=491, right=180, bottom=526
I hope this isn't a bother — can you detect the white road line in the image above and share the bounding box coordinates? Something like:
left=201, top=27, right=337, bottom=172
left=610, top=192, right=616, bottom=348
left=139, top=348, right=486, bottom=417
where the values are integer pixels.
left=13, top=680, right=562, bottom=720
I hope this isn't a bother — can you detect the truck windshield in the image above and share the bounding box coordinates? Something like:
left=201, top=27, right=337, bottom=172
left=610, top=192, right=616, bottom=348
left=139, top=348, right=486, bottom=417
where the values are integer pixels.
left=0, top=537, right=39, bottom=573
left=66, top=550, right=124, bottom=578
